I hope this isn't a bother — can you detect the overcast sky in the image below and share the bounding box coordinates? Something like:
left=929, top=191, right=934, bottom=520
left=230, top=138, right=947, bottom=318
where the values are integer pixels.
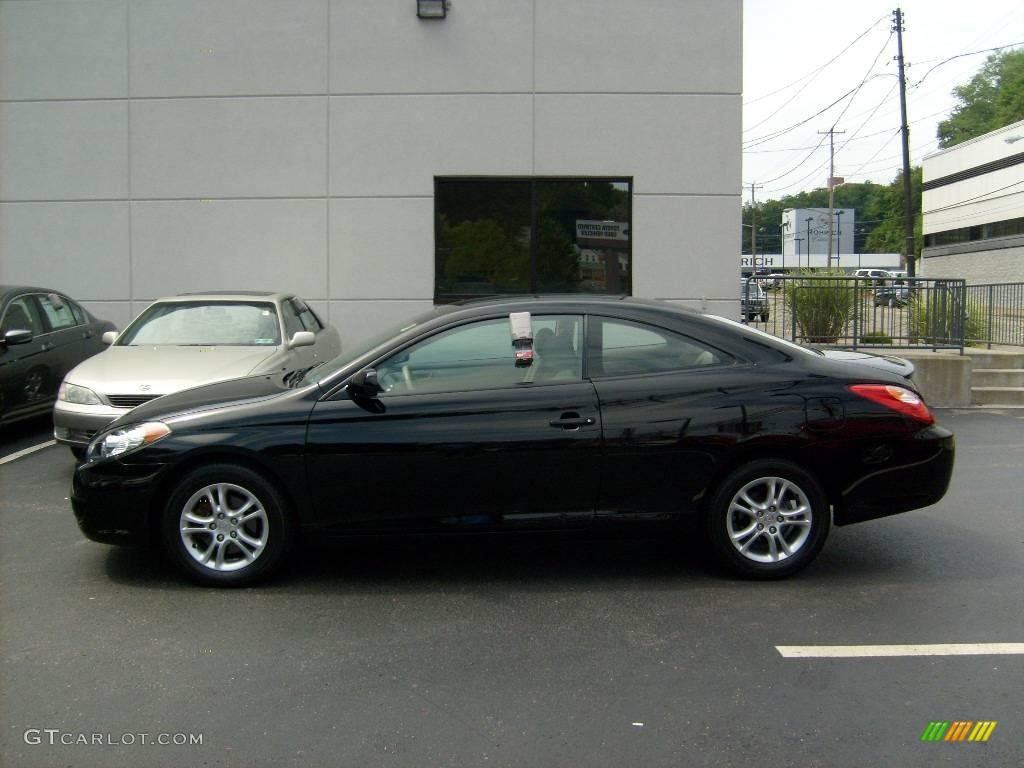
left=742, top=0, right=1024, bottom=202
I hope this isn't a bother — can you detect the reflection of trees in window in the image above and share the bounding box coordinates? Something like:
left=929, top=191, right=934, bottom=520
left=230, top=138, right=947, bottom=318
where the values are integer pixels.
left=536, top=217, right=579, bottom=291
left=439, top=217, right=529, bottom=294
left=435, top=178, right=631, bottom=301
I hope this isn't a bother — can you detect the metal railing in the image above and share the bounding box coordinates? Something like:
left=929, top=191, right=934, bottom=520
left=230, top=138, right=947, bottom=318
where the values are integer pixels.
left=964, top=283, right=1024, bottom=348
left=740, top=275, right=969, bottom=353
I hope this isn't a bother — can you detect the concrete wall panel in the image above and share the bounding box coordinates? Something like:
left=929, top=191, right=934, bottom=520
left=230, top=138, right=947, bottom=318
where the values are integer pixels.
left=0, top=0, right=127, bottom=100
left=534, top=94, right=741, bottom=195
left=0, top=102, right=128, bottom=201
left=329, top=0, right=532, bottom=94
left=0, top=203, right=130, bottom=299
left=632, top=194, right=739, bottom=301
left=330, top=95, right=532, bottom=197
left=130, top=0, right=327, bottom=97
left=536, top=0, right=741, bottom=94
left=131, top=97, right=326, bottom=198
left=130, top=200, right=327, bottom=299
left=329, top=198, right=434, bottom=299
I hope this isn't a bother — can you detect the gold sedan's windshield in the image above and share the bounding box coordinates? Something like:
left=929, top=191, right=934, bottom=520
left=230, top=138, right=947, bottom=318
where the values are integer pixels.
left=119, top=302, right=281, bottom=346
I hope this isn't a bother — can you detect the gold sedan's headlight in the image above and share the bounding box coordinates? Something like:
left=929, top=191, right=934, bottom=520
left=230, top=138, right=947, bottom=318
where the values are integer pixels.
left=58, top=381, right=102, bottom=405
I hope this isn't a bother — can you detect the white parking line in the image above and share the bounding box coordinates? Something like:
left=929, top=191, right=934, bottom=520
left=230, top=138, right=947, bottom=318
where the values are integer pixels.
left=0, top=440, right=56, bottom=465
left=776, top=643, right=1024, bottom=658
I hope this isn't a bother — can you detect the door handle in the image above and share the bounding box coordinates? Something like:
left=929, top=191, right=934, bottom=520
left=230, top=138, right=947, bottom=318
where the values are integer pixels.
left=549, top=412, right=595, bottom=430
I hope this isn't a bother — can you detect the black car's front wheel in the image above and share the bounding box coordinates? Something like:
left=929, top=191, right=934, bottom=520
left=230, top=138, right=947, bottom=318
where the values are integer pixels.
left=162, top=464, right=292, bottom=586
left=706, top=459, right=830, bottom=579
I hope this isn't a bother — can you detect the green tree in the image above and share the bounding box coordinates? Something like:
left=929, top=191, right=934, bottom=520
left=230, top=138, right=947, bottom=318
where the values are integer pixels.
left=439, top=217, right=528, bottom=291
left=741, top=179, right=909, bottom=257
left=863, top=166, right=922, bottom=261
left=937, top=49, right=1024, bottom=148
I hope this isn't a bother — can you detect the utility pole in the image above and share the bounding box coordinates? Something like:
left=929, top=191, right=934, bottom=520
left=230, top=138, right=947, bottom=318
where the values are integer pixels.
left=748, top=182, right=763, bottom=266
left=893, top=8, right=916, bottom=277
left=819, top=127, right=845, bottom=269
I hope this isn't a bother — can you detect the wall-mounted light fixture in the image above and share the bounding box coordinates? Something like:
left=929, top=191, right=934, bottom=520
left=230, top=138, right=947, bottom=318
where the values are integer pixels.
left=417, top=0, right=448, bottom=19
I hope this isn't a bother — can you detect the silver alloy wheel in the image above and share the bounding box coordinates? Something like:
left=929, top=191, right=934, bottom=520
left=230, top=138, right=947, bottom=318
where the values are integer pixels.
left=179, top=482, right=268, bottom=572
left=726, top=475, right=813, bottom=564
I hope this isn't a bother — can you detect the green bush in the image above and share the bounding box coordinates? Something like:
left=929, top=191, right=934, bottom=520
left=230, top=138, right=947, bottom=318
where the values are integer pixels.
left=860, top=330, right=893, bottom=344
left=785, top=272, right=856, bottom=344
left=908, top=293, right=987, bottom=346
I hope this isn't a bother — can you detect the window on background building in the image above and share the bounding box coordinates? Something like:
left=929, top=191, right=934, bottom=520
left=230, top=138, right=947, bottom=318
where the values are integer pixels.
left=434, top=178, right=632, bottom=302
left=924, top=216, right=1024, bottom=248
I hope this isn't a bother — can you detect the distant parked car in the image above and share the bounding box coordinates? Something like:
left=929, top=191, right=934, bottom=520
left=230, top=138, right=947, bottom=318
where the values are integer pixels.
left=740, top=278, right=770, bottom=322
left=873, top=286, right=911, bottom=308
left=1, top=286, right=116, bottom=429
left=854, top=268, right=893, bottom=286
left=53, top=292, right=341, bottom=456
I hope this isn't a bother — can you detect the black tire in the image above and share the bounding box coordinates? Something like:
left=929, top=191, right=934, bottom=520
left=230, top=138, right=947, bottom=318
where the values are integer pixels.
left=705, top=459, right=830, bottom=579
left=161, top=463, right=293, bottom=587
left=760, top=313, right=769, bottom=322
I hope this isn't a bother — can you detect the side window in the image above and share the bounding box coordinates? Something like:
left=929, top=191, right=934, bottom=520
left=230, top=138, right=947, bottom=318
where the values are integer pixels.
left=376, top=315, right=583, bottom=395
left=291, top=298, right=323, bottom=333
left=280, top=301, right=304, bottom=340
left=1, top=296, right=45, bottom=335
left=37, top=293, right=78, bottom=331
left=589, top=317, right=728, bottom=377
left=68, top=299, right=87, bottom=325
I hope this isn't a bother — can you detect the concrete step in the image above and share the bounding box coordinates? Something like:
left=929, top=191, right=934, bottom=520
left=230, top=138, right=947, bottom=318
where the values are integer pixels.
left=972, top=369, right=1024, bottom=387
left=962, top=349, right=1024, bottom=369
left=971, top=386, right=1024, bottom=406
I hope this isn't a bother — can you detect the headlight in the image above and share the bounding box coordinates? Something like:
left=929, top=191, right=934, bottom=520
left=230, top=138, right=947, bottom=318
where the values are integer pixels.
left=58, top=381, right=102, bottom=405
left=89, top=422, right=172, bottom=461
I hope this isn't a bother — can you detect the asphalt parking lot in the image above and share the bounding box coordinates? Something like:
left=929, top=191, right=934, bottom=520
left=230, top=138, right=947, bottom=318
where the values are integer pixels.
left=1, top=409, right=1022, bottom=768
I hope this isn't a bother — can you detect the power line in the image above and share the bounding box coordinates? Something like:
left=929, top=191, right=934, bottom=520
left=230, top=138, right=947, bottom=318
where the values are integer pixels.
left=744, top=13, right=890, bottom=107
left=744, top=21, right=891, bottom=134
left=912, top=41, right=1024, bottom=88
left=742, top=85, right=863, bottom=149
left=754, top=34, right=894, bottom=187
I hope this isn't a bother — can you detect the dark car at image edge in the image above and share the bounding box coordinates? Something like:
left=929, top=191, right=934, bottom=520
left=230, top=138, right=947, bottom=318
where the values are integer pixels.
left=1, top=285, right=116, bottom=429
left=71, top=296, right=954, bottom=586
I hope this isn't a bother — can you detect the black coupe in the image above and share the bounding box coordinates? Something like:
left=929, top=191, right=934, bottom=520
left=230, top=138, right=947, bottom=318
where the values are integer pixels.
left=72, top=296, right=954, bottom=586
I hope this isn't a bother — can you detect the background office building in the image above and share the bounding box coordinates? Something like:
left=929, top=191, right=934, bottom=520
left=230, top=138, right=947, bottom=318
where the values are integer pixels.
left=921, top=118, right=1024, bottom=284
left=0, top=1, right=742, bottom=345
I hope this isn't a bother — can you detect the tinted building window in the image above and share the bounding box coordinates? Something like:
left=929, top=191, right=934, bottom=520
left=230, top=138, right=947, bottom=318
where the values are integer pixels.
left=435, top=178, right=632, bottom=301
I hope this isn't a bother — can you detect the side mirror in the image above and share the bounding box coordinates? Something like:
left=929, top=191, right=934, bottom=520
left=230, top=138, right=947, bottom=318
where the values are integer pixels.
left=101, top=331, right=118, bottom=345
left=349, top=368, right=382, bottom=397
left=3, top=328, right=33, bottom=346
left=289, top=331, right=315, bottom=349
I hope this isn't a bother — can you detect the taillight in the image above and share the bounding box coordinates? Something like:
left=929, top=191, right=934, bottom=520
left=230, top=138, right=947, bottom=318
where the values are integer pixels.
left=848, top=384, right=934, bottom=425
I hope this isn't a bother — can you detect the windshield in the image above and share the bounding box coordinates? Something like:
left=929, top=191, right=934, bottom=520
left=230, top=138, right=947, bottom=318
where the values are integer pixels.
left=118, top=302, right=281, bottom=346
left=302, top=306, right=453, bottom=386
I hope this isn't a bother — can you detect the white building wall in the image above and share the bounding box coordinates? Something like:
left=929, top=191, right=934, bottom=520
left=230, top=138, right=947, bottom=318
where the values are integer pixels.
left=0, top=0, right=742, bottom=343
left=921, top=119, right=1024, bottom=284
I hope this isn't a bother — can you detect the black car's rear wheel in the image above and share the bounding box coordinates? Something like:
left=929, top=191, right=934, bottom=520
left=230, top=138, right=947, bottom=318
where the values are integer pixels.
left=706, top=459, right=830, bottom=579
left=161, top=464, right=292, bottom=586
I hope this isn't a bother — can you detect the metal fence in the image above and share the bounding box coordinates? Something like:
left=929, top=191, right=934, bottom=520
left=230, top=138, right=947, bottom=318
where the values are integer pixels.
left=964, top=283, right=1024, bottom=348
left=741, top=275, right=970, bottom=353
